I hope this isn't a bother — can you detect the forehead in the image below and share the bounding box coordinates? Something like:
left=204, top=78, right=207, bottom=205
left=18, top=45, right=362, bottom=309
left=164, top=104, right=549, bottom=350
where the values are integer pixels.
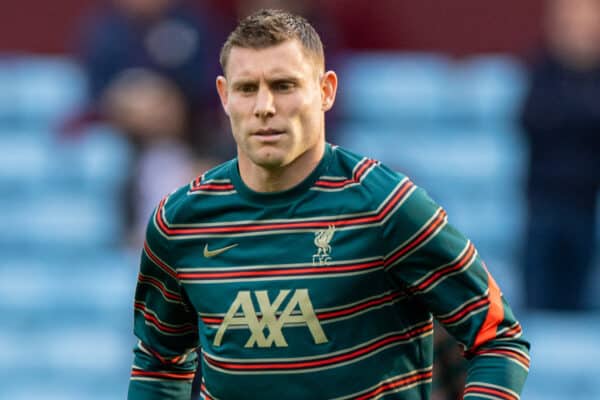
left=225, top=40, right=319, bottom=80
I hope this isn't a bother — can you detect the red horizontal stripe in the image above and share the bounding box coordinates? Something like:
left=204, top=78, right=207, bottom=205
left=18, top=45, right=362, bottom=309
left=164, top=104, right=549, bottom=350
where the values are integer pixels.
left=138, top=274, right=182, bottom=302
left=439, top=297, right=489, bottom=325
left=464, top=385, right=517, bottom=400
left=474, top=348, right=530, bottom=368
left=353, top=370, right=433, bottom=400
left=144, top=240, right=177, bottom=280
left=414, top=243, right=475, bottom=291
left=315, top=159, right=376, bottom=188
left=156, top=180, right=414, bottom=236
left=178, top=260, right=383, bottom=280
left=135, top=302, right=196, bottom=334
left=192, top=183, right=234, bottom=191
left=333, top=181, right=412, bottom=227
left=200, top=383, right=215, bottom=400
left=318, top=292, right=403, bottom=320
left=201, top=316, right=223, bottom=324
left=385, top=209, right=446, bottom=267
left=138, top=341, right=185, bottom=365
left=205, top=323, right=433, bottom=371
left=131, top=369, right=195, bottom=380
left=139, top=343, right=169, bottom=364
left=502, top=324, right=523, bottom=338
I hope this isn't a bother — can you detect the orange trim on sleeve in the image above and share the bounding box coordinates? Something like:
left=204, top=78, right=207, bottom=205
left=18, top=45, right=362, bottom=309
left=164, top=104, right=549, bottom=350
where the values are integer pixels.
left=473, top=272, right=504, bottom=348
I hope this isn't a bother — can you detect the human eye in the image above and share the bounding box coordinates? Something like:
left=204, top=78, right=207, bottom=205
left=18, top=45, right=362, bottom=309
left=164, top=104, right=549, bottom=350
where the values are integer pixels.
left=273, top=80, right=296, bottom=92
left=235, top=83, right=257, bottom=94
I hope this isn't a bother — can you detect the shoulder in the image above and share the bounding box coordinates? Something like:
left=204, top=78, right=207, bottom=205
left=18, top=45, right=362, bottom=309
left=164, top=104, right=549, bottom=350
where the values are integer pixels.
left=142, top=160, right=235, bottom=261
left=332, top=145, right=441, bottom=215
left=328, top=144, right=411, bottom=194
left=156, top=159, right=237, bottom=225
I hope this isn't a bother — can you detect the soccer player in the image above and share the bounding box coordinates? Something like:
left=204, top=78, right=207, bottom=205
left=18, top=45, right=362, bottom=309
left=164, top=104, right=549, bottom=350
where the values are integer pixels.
left=128, top=9, right=530, bottom=400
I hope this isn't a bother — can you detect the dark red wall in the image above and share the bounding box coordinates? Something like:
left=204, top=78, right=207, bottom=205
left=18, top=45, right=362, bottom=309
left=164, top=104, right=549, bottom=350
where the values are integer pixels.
left=324, top=0, right=546, bottom=56
left=0, top=0, right=545, bottom=56
left=0, top=0, right=92, bottom=54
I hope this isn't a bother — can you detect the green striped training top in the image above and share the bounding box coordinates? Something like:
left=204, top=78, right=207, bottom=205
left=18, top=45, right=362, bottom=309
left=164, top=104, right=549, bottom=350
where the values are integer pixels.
left=128, top=143, right=530, bottom=400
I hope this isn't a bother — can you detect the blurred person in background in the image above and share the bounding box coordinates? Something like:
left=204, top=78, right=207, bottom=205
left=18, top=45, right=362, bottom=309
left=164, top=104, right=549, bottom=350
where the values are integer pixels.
left=74, top=0, right=232, bottom=246
left=520, top=0, right=600, bottom=310
left=102, top=69, right=200, bottom=245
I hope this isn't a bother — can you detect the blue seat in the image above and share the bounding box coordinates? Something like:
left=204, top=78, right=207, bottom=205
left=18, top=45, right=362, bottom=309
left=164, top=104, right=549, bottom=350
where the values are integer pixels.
left=0, top=252, right=137, bottom=314
left=0, top=125, right=133, bottom=251
left=0, top=327, right=133, bottom=399
left=449, top=55, right=527, bottom=123
left=338, top=52, right=452, bottom=122
left=520, top=312, right=600, bottom=400
left=0, top=136, right=49, bottom=197
left=0, top=252, right=138, bottom=399
left=0, top=59, right=16, bottom=124
left=0, top=56, right=140, bottom=399
left=46, top=124, right=133, bottom=194
left=9, top=56, right=87, bottom=128
left=0, top=192, right=123, bottom=249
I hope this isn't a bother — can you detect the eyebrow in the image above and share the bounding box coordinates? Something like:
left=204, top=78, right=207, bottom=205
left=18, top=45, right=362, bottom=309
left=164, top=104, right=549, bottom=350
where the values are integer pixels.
left=230, top=78, right=257, bottom=87
left=269, top=76, right=301, bottom=84
left=230, top=75, right=302, bottom=87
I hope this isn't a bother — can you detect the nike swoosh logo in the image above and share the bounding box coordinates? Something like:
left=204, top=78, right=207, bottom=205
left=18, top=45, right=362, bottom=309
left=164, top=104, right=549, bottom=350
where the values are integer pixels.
left=203, top=243, right=238, bottom=258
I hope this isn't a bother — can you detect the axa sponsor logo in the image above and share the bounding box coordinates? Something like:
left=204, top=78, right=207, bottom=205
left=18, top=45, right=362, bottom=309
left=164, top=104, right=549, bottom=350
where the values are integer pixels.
left=214, top=289, right=328, bottom=348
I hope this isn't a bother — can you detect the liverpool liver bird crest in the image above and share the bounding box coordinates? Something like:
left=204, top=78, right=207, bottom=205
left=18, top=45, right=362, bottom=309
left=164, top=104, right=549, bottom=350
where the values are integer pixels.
left=313, top=225, right=335, bottom=266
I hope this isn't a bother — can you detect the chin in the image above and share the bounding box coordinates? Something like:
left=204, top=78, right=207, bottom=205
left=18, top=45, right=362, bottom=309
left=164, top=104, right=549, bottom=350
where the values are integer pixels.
left=255, top=155, right=287, bottom=170
left=249, top=148, right=284, bottom=167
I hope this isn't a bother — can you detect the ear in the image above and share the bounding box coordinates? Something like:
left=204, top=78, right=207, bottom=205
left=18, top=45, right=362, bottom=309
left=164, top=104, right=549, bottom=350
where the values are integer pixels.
left=320, top=70, right=338, bottom=112
left=216, top=75, right=229, bottom=115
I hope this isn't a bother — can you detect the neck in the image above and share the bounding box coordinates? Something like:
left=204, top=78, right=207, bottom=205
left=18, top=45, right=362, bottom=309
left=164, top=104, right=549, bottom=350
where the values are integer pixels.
left=238, top=141, right=326, bottom=193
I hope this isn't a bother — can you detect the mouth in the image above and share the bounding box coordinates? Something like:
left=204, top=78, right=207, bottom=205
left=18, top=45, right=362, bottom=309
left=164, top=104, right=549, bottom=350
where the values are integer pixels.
left=252, top=129, right=285, bottom=142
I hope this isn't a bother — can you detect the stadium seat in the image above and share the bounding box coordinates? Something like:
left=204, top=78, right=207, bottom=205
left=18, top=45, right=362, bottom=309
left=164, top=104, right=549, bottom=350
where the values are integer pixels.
left=0, top=135, right=48, bottom=185
left=0, top=60, right=15, bottom=124
left=0, top=192, right=123, bottom=249
left=337, top=52, right=452, bottom=122
left=9, top=56, right=87, bottom=128
left=47, top=124, right=133, bottom=194
left=0, top=124, right=132, bottom=252
left=449, top=55, right=527, bottom=124
left=520, top=313, right=600, bottom=400
left=0, top=251, right=138, bottom=399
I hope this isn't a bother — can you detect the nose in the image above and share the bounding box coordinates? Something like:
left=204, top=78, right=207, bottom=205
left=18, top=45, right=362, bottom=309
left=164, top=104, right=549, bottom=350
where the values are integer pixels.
left=253, top=85, right=275, bottom=119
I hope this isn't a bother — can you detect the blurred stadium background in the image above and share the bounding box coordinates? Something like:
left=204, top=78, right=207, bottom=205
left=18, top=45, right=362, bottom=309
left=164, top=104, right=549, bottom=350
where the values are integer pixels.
left=0, top=1, right=598, bottom=399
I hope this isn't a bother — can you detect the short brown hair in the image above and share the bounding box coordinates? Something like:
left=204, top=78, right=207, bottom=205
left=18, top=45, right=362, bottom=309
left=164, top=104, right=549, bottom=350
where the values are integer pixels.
left=219, top=9, right=325, bottom=73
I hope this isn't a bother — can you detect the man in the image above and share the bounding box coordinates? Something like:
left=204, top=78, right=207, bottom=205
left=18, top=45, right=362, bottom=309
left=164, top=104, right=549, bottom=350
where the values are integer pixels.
left=128, top=9, right=530, bottom=400
left=520, top=0, right=600, bottom=310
